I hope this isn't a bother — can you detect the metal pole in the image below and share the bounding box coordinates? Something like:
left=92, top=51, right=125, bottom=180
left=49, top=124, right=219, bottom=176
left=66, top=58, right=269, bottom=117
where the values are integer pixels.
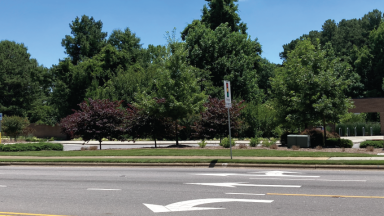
left=363, top=127, right=365, bottom=137
left=228, top=108, right=232, bottom=159
left=354, top=127, right=356, bottom=137
left=339, top=128, right=342, bottom=136
left=347, top=127, right=349, bottom=137
left=370, top=127, right=373, bottom=136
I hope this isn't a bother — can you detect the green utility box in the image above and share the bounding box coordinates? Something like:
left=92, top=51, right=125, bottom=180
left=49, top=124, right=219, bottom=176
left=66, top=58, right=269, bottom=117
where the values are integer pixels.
left=287, top=135, right=310, bottom=148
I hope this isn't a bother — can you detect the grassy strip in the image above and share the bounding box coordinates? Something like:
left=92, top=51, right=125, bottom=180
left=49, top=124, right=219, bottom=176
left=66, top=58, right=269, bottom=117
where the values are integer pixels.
left=1, top=158, right=384, bottom=165
left=0, top=148, right=381, bottom=157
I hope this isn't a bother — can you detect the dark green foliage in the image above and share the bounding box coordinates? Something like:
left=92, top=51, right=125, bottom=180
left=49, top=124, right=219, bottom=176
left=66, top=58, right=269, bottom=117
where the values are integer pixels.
left=184, top=22, right=262, bottom=101
left=220, top=137, right=236, bottom=148
left=360, top=140, right=384, bottom=148
left=0, top=40, right=52, bottom=120
left=249, top=137, right=259, bottom=147
left=181, top=0, right=247, bottom=40
left=327, top=138, right=353, bottom=148
left=2, top=115, right=30, bottom=141
left=61, top=15, right=107, bottom=65
left=0, top=143, right=63, bottom=152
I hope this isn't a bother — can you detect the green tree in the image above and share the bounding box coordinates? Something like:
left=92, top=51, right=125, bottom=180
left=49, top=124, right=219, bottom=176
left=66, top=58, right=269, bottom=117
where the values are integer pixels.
left=184, top=22, right=261, bottom=101
left=61, top=15, right=107, bottom=65
left=0, top=40, right=51, bottom=119
left=135, top=34, right=208, bottom=145
left=271, top=39, right=353, bottom=146
left=2, top=115, right=30, bottom=141
left=182, top=0, right=247, bottom=40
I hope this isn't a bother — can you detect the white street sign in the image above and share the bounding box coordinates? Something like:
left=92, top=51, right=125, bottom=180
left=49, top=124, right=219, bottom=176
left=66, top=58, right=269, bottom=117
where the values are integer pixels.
left=144, top=198, right=273, bottom=213
left=224, top=80, right=231, bottom=108
left=186, top=182, right=301, bottom=188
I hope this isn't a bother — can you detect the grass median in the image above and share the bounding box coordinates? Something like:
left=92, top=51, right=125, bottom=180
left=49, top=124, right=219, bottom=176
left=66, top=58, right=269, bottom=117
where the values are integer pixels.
left=0, top=148, right=382, bottom=157
left=1, top=158, right=384, bottom=165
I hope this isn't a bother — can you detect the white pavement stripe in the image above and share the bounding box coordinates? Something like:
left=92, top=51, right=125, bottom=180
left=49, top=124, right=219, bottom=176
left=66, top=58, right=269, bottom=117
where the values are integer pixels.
left=226, top=193, right=265, bottom=196
left=249, top=178, right=367, bottom=182
left=186, top=182, right=301, bottom=188
left=87, top=188, right=121, bottom=191
left=0, top=185, right=6, bottom=187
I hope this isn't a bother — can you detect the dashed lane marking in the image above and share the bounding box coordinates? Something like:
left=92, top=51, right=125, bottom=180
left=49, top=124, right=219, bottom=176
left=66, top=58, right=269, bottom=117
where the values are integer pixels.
left=87, top=188, right=121, bottom=191
left=268, top=193, right=384, bottom=199
left=250, top=178, right=366, bottom=182
left=0, top=212, right=68, bottom=216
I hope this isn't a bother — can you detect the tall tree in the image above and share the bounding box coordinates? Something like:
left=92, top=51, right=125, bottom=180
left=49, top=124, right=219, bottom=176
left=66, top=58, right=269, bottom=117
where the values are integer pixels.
left=0, top=40, right=51, bottom=118
left=271, top=39, right=353, bottom=145
left=135, top=34, right=208, bottom=145
left=181, top=0, right=247, bottom=40
left=61, top=15, right=107, bottom=65
left=184, top=22, right=261, bottom=101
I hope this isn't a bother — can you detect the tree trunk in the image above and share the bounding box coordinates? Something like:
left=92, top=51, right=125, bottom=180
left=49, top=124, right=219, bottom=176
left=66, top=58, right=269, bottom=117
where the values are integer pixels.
left=175, top=120, right=179, bottom=146
left=322, top=117, right=326, bottom=147
left=154, top=121, right=157, bottom=148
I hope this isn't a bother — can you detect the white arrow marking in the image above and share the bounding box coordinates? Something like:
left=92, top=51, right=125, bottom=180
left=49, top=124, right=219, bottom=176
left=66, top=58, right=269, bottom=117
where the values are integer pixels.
left=87, top=188, right=121, bottom=191
left=144, top=198, right=273, bottom=213
left=186, top=182, right=301, bottom=188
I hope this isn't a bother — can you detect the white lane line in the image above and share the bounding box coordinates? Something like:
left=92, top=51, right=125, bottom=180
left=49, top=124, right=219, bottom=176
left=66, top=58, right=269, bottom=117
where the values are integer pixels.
left=186, top=182, right=301, bottom=188
left=87, top=188, right=121, bottom=191
left=226, top=193, right=265, bottom=196
left=0, top=185, right=7, bottom=187
left=249, top=178, right=366, bottom=182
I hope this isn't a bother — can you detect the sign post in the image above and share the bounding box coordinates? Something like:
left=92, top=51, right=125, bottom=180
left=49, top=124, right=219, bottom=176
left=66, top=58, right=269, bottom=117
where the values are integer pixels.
left=224, top=81, right=232, bottom=159
left=0, top=113, right=2, bottom=144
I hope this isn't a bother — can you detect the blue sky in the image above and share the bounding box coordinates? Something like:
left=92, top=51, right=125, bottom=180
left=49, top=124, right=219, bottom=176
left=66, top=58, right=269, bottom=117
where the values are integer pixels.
left=1, top=0, right=383, bottom=67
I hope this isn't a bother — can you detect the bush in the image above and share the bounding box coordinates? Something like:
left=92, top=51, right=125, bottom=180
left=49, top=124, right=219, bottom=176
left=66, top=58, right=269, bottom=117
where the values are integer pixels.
left=327, top=138, right=353, bottom=148
left=25, top=136, right=41, bottom=142
left=198, top=139, right=207, bottom=148
left=280, top=131, right=291, bottom=146
left=2, top=115, right=30, bottom=141
left=220, top=137, right=236, bottom=148
left=360, top=141, right=384, bottom=148
left=0, top=143, right=63, bottom=152
left=300, top=129, right=340, bottom=147
left=262, top=138, right=278, bottom=147
left=337, top=122, right=381, bottom=136
left=249, top=137, right=259, bottom=147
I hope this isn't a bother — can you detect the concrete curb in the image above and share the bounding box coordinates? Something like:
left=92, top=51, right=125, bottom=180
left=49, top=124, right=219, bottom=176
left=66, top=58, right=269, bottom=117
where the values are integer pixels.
left=1, top=162, right=384, bottom=169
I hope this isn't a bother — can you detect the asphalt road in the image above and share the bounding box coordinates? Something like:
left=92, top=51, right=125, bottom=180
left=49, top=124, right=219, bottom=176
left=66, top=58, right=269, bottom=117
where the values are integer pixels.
left=0, top=166, right=384, bottom=216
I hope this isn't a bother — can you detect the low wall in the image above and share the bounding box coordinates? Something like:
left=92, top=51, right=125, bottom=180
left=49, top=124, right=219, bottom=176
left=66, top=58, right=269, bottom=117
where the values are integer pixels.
left=27, top=124, right=67, bottom=140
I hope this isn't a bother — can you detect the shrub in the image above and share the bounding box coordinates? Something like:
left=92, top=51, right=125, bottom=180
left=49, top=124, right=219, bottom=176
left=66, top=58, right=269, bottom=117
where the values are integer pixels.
left=0, top=143, right=63, bottom=152
left=238, top=143, right=247, bottom=149
left=263, top=138, right=278, bottom=147
left=316, top=145, right=323, bottom=150
left=198, top=139, right=207, bottom=148
left=291, top=145, right=300, bottom=150
left=89, top=146, right=98, bottom=150
left=327, top=138, right=353, bottom=148
left=220, top=137, right=236, bottom=148
left=49, top=137, right=55, bottom=141
left=249, top=137, right=259, bottom=147
left=25, top=136, right=41, bottom=142
left=337, top=122, right=381, bottom=136
left=360, top=141, right=384, bottom=148
left=270, top=144, right=278, bottom=149
left=366, top=146, right=375, bottom=152
left=300, top=129, right=340, bottom=147
left=2, top=115, right=30, bottom=141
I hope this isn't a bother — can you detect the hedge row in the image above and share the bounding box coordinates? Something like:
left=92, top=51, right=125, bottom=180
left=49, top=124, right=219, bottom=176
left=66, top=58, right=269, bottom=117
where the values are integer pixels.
left=327, top=138, right=353, bottom=148
left=0, top=143, right=63, bottom=152
left=360, top=141, right=384, bottom=148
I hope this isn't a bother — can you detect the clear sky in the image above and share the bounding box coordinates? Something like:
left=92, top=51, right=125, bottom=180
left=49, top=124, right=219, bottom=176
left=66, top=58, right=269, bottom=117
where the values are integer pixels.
left=1, top=0, right=383, bottom=67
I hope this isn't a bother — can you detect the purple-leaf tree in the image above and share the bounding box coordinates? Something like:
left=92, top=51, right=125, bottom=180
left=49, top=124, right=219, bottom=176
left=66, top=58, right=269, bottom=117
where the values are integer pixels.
left=60, top=99, right=128, bottom=150
left=193, top=97, right=245, bottom=142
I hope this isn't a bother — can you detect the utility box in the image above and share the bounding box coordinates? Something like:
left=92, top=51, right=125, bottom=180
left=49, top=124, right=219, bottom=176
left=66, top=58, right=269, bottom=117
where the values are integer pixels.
left=287, top=135, right=310, bottom=148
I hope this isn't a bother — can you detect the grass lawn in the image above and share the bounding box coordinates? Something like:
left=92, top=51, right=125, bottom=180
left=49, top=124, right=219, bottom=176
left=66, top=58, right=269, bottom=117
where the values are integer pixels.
left=0, top=158, right=384, bottom=165
left=0, top=148, right=381, bottom=157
